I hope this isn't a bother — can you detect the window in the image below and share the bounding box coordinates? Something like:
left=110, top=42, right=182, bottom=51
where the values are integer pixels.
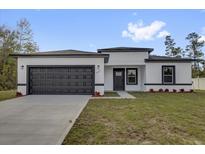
left=126, top=68, right=138, bottom=85
left=162, top=66, right=175, bottom=84
left=115, top=72, right=122, bottom=76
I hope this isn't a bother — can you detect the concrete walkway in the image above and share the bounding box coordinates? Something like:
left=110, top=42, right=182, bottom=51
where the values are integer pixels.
left=117, top=91, right=136, bottom=99
left=0, top=95, right=90, bottom=145
left=91, top=91, right=135, bottom=99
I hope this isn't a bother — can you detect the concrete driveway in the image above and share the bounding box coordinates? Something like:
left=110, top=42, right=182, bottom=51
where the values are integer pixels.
left=0, top=95, right=90, bottom=145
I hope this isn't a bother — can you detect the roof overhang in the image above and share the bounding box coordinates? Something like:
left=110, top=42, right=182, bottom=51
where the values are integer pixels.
left=10, top=53, right=110, bottom=63
left=145, top=58, right=196, bottom=62
left=97, top=47, right=153, bottom=53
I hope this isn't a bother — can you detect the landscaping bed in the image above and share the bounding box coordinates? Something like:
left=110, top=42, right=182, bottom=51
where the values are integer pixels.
left=92, top=91, right=120, bottom=98
left=103, top=91, right=120, bottom=97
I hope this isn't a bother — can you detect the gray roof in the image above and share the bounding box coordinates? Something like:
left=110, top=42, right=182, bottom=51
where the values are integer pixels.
left=97, top=47, right=153, bottom=53
left=10, top=49, right=110, bottom=63
left=11, top=49, right=101, bottom=55
left=145, top=55, right=195, bottom=62
left=10, top=48, right=197, bottom=63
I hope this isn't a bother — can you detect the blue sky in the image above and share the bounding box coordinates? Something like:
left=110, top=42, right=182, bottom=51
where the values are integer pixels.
left=0, top=9, right=205, bottom=55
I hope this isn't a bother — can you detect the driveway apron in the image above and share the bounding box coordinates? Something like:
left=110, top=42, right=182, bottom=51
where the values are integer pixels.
left=0, top=95, right=90, bottom=145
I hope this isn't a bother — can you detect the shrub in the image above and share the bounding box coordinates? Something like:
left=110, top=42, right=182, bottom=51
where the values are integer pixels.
left=16, top=92, right=23, bottom=97
left=158, top=88, right=163, bottom=92
left=173, top=89, right=177, bottom=93
left=180, top=89, right=184, bottom=92
left=164, top=89, right=169, bottom=92
left=149, top=89, right=154, bottom=92
left=189, top=89, right=194, bottom=93
left=93, top=91, right=101, bottom=97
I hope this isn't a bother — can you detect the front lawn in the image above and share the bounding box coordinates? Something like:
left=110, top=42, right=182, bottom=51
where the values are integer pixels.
left=0, top=90, right=16, bottom=102
left=63, top=91, right=205, bottom=144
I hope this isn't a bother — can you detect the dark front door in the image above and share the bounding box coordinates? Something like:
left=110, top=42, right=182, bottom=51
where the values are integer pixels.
left=28, top=66, right=94, bottom=95
left=113, top=68, right=125, bottom=91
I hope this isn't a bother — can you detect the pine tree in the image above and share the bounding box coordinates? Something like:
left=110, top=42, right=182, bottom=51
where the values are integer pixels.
left=164, top=35, right=183, bottom=57
left=186, top=32, right=204, bottom=70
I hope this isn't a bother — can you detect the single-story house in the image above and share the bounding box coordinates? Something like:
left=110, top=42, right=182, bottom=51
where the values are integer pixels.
left=11, top=47, right=193, bottom=95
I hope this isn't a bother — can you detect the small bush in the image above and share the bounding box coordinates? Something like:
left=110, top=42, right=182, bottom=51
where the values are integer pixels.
left=164, top=89, right=169, bottom=92
left=158, top=88, right=163, bottom=92
left=189, top=89, right=194, bottom=93
left=16, top=92, right=23, bottom=97
left=173, top=89, right=177, bottom=93
left=149, top=89, right=154, bottom=92
left=180, top=89, right=184, bottom=92
left=93, top=91, right=101, bottom=97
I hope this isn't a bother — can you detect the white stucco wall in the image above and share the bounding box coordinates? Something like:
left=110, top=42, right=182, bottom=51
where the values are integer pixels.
left=104, top=65, right=145, bottom=91
left=103, top=52, right=149, bottom=65
left=17, top=57, right=104, bottom=95
left=140, top=65, right=146, bottom=91
left=145, top=62, right=192, bottom=91
left=16, top=52, right=193, bottom=94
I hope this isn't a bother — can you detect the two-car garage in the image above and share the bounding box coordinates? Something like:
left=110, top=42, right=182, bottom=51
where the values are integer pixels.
left=28, top=66, right=95, bottom=95
left=13, top=50, right=108, bottom=95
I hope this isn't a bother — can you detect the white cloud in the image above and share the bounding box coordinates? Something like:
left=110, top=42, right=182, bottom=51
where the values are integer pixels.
left=122, top=20, right=168, bottom=42
left=199, top=35, right=205, bottom=42
left=157, top=30, right=170, bottom=38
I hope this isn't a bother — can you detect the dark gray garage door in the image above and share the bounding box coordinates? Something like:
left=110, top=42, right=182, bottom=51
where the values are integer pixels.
left=28, top=66, right=94, bottom=95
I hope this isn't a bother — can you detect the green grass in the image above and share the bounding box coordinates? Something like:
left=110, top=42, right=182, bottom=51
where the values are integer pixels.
left=63, top=91, right=205, bottom=145
left=103, top=91, right=120, bottom=97
left=0, top=90, right=16, bottom=102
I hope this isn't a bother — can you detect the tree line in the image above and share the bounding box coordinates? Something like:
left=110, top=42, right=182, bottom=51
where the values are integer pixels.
left=164, top=33, right=205, bottom=77
left=0, top=19, right=38, bottom=90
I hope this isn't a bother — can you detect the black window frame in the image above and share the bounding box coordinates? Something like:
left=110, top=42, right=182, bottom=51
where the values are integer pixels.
left=162, top=65, right=175, bottom=85
left=126, top=68, right=138, bottom=85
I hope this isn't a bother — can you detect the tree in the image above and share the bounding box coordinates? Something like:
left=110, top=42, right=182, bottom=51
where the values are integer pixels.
left=0, top=26, right=18, bottom=90
left=164, top=35, right=183, bottom=57
left=186, top=32, right=204, bottom=70
left=0, top=18, right=39, bottom=90
left=16, top=18, right=38, bottom=53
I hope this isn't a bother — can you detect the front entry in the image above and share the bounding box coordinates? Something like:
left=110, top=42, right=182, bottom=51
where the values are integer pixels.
left=113, top=68, right=125, bottom=91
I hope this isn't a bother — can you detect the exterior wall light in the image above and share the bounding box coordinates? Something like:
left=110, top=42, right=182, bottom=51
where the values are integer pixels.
left=97, top=65, right=100, bottom=72
left=21, top=65, right=24, bottom=70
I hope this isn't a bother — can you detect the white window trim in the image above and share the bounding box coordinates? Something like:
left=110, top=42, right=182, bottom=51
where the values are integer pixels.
left=162, top=66, right=175, bottom=84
